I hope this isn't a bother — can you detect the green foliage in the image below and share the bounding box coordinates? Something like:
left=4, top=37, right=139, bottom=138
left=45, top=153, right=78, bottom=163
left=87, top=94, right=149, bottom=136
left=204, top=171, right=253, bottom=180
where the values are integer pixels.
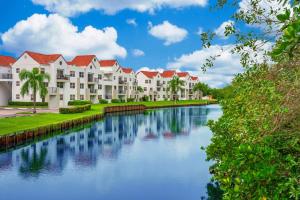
left=137, top=86, right=144, bottom=93
left=99, top=99, right=108, bottom=104
left=167, top=76, right=185, bottom=101
left=8, top=101, right=48, bottom=106
left=141, top=96, right=149, bottom=102
left=206, top=64, right=300, bottom=199
left=111, top=99, right=122, bottom=103
left=193, top=82, right=210, bottom=96
left=59, top=104, right=91, bottom=114
left=19, top=68, right=50, bottom=113
left=127, top=98, right=135, bottom=102
left=68, top=100, right=92, bottom=106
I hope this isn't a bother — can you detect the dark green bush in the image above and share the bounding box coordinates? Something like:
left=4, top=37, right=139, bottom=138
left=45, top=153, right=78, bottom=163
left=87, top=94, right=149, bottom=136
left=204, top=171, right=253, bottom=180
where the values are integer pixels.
left=99, top=99, right=108, bottom=104
left=141, top=96, right=149, bottom=102
left=127, top=98, right=135, bottom=102
left=8, top=101, right=48, bottom=106
left=68, top=100, right=92, bottom=106
left=59, top=104, right=91, bottom=114
left=111, top=99, right=121, bottom=103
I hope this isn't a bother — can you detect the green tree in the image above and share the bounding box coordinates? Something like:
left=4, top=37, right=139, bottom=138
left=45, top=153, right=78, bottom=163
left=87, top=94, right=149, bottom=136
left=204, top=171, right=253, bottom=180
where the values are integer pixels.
left=19, top=68, right=50, bottom=113
left=136, top=86, right=144, bottom=101
left=167, top=76, right=184, bottom=102
left=193, top=82, right=209, bottom=98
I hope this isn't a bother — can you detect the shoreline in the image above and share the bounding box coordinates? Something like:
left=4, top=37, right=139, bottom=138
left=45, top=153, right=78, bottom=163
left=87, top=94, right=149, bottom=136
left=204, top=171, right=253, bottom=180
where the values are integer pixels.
left=0, top=100, right=216, bottom=151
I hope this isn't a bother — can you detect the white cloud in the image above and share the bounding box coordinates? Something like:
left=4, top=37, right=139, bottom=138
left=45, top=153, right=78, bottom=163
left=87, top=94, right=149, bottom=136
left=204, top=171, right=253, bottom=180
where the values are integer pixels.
left=215, top=20, right=234, bottom=39
left=167, top=45, right=243, bottom=88
left=196, top=27, right=203, bottom=35
left=132, top=49, right=145, bottom=57
left=32, top=0, right=208, bottom=16
left=0, top=14, right=127, bottom=59
left=126, top=18, right=137, bottom=27
left=148, top=21, right=188, bottom=45
left=138, top=67, right=164, bottom=73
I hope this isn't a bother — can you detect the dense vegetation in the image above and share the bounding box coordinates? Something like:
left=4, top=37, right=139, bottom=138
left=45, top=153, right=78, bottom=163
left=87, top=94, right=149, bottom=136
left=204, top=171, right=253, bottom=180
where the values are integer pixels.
left=203, top=0, right=300, bottom=199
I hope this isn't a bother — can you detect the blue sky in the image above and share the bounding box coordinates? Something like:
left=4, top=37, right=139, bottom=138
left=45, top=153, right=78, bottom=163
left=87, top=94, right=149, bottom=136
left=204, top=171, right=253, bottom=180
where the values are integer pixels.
left=0, top=0, right=243, bottom=87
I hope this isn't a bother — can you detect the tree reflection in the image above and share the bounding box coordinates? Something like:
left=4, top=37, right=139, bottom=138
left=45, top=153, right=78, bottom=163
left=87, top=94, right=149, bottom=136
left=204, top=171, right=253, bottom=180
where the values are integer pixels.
left=19, top=144, right=49, bottom=178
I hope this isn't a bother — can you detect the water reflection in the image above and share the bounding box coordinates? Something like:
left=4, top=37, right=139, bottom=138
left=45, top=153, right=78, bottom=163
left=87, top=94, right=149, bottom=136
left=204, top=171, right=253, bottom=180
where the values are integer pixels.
left=0, top=105, right=221, bottom=200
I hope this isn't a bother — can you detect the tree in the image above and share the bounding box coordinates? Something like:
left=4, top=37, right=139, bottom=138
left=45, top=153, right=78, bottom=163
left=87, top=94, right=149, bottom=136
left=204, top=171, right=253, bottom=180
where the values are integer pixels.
left=167, top=76, right=185, bottom=102
left=193, top=82, right=210, bottom=98
left=136, top=86, right=144, bottom=101
left=19, top=68, right=50, bottom=113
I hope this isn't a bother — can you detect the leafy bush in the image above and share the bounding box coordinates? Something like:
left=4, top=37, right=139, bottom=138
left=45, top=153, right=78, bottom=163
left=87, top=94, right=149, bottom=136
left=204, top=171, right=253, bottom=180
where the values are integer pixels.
left=68, top=100, right=92, bottom=106
left=59, top=104, right=91, bottom=114
left=111, top=99, right=121, bottom=103
left=127, top=98, right=135, bottom=102
left=141, top=96, right=149, bottom=102
left=99, top=99, right=108, bottom=104
left=8, top=101, right=48, bottom=106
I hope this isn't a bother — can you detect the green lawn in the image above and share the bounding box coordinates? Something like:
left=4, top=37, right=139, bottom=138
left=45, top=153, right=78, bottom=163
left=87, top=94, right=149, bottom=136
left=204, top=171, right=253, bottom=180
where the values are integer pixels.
left=0, top=100, right=213, bottom=136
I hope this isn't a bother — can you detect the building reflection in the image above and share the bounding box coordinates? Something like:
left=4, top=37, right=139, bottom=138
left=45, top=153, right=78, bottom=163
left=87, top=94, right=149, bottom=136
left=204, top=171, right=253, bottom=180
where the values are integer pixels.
left=0, top=106, right=209, bottom=177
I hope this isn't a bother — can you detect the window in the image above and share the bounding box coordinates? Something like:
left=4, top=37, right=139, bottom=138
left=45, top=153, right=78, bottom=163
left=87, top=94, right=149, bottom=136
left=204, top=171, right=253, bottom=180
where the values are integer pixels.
left=80, top=83, right=84, bottom=89
left=60, top=95, right=63, bottom=100
left=144, top=87, right=147, bottom=91
left=124, top=77, right=127, bottom=82
left=163, top=81, right=165, bottom=84
left=98, top=74, right=102, bottom=79
left=16, top=94, right=20, bottom=99
left=114, top=86, right=116, bottom=89
left=98, top=85, right=102, bottom=90
left=124, top=86, right=127, bottom=90
left=70, top=83, right=75, bottom=89
left=59, top=61, right=63, bottom=65
left=98, top=95, right=102, bottom=100
left=79, top=72, right=84, bottom=78
left=149, top=80, right=151, bottom=84
left=130, top=78, right=131, bottom=81
left=70, top=95, right=75, bottom=100
left=70, top=71, right=75, bottom=77
left=40, top=68, right=45, bottom=74
left=31, top=95, right=33, bottom=101
left=80, top=95, right=84, bottom=100
left=150, top=88, right=153, bottom=91
left=57, top=82, right=64, bottom=88
left=145, top=80, right=148, bottom=84
left=90, top=65, right=92, bottom=69
left=16, top=68, right=20, bottom=73
left=16, top=81, right=20, bottom=86
left=114, top=76, right=116, bottom=80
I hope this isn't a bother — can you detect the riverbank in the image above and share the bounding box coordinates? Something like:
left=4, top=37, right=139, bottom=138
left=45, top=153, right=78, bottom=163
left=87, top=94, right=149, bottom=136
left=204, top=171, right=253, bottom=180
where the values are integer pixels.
left=0, top=100, right=215, bottom=136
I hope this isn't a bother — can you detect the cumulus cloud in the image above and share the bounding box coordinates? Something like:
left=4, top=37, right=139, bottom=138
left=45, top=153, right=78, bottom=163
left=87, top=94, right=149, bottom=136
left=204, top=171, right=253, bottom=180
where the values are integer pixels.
left=0, top=14, right=127, bottom=59
left=148, top=21, right=188, bottom=45
left=138, top=67, right=164, bottom=73
left=126, top=18, right=137, bottom=27
left=32, top=0, right=208, bottom=16
left=167, top=45, right=243, bottom=88
left=214, top=20, right=234, bottom=39
left=132, top=49, right=145, bottom=57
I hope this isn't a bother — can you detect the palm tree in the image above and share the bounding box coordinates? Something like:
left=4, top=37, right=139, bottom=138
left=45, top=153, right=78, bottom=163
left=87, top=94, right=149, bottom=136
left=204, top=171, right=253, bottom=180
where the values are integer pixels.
left=167, top=76, right=184, bottom=102
left=136, top=86, right=144, bottom=101
left=193, top=82, right=210, bottom=99
left=19, top=68, right=50, bottom=113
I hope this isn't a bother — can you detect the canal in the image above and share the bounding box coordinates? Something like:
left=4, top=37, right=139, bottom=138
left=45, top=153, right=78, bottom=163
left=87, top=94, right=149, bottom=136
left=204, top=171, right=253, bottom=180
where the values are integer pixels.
left=0, top=105, right=222, bottom=200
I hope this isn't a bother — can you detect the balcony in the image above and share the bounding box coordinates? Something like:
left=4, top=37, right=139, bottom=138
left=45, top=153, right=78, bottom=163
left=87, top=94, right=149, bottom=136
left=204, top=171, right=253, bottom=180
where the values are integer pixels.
left=89, top=88, right=97, bottom=95
left=156, top=82, right=163, bottom=87
left=105, top=95, right=112, bottom=99
left=56, top=74, right=69, bottom=82
left=48, top=87, right=58, bottom=95
left=88, top=77, right=98, bottom=84
left=118, top=90, right=126, bottom=95
left=118, top=80, right=127, bottom=85
left=0, top=73, right=12, bottom=81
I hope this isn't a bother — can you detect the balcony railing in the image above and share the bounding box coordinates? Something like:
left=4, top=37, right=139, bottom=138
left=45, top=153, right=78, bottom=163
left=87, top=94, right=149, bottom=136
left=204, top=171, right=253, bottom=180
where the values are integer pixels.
left=118, top=90, right=126, bottom=94
left=105, top=95, right=112, bottom=99
left=88, top=78, right=98, bottom=83
left=56, top=74, right=69, bottom=81
left=48, top=87, right=58, bottom=95
left=103, top=78, right=112, bottom=81
left=89, top=89, right=97, bottom=94
left=0, top=73, right=12, bottom=79
left=156, top=82, right=163, bottom=87
left=118, top=80, right=127, bottom=84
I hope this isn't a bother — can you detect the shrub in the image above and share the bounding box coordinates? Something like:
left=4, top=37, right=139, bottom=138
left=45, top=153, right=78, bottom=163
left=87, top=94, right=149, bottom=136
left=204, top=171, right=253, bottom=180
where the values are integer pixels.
left=59, top=104, right=91, bottom=114
left=141, top=96, right=149, bottom=102
left=68, top=100, right=92, bottom=106
left=127, top=98, right=135, bottom=102
left=99, top=99, right=108, bottom=104
left=8, top=101, right=48, bottom=106
left=111, top=99, right=121, bottom=103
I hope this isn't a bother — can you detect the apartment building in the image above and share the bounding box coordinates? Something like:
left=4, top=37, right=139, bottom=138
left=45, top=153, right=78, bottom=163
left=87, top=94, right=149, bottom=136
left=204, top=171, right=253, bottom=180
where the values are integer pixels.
left=0, top=56, right=15, bottom=106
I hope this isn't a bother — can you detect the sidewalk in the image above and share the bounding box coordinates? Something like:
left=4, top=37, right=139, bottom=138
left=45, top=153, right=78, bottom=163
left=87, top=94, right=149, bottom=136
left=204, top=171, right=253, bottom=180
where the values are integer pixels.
left=0, top=107, right=58, bottom=118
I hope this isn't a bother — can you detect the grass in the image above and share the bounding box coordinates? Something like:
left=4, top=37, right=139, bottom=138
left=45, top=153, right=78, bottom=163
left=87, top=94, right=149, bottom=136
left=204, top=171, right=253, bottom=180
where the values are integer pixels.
left=0, top=100, right=213, bottom=136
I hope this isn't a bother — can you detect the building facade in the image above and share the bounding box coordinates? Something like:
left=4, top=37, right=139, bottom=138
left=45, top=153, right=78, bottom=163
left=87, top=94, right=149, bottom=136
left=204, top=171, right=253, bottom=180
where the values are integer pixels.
left=0, top=50, right=200, bottom=107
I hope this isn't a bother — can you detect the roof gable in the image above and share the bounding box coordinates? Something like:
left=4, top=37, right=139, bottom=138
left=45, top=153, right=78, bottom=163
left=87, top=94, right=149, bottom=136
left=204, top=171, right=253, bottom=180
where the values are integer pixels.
left=0, top=55, right=16, bottom=67
left=161, top=70, right=176, bottom=78
left=99, top=60, right=117, bottom=67
left=139, top=71, right=159, bottom=79
left=121, top=67, right=133, bottom=74
left=177, top=72, right=189, bottom=77
left=24, top=51, right=61, bottom=65
left=69, top=55, right=96, bottom=67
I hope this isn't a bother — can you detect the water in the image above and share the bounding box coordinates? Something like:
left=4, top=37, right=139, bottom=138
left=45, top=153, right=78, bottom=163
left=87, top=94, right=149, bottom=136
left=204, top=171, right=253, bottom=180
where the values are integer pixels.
left=0, top=105, right=222, bottom=200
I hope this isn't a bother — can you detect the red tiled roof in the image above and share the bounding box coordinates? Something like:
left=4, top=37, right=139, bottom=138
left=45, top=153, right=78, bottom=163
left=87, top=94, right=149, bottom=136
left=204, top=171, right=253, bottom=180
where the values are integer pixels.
left=139, top=71, right=159, bottom=79
left=69, top=55, right=96, bottom=67
left=121, top=67, right=133, bottom=74
left=191, top=76, right=198, bottom=81
left=99, top=60, right=117, bottom=67
left=177, top=72, right=189, bottom=77
left=161, top=70, right=176, bottom=78
left=0, top=55, right=16, bottom=67
left=25, top=51, right=61, bottom=65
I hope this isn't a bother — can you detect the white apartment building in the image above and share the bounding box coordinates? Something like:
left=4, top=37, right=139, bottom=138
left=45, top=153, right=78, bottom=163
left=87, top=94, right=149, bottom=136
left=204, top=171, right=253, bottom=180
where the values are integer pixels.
left=0, top=56, right=15, bottom=106
left=1, top=50, right=201, bottom=108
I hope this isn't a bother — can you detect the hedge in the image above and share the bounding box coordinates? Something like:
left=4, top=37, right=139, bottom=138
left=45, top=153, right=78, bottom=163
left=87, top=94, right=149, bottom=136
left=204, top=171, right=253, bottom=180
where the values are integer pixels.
left=68, top=100, right=92, bottom=106
left=99, top=99, right=108, bottom=104
left=111, top=99, right=121, bottom=103
left=8, top=101, right=48, bottom=106
left=59, top=104, right=91, bottom=114
left=127, top=98, right=135, bottom=102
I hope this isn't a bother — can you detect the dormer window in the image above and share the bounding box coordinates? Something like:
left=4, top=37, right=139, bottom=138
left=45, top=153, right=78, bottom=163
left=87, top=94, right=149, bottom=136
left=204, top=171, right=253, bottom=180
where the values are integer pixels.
left=94, top=58, right=96, bottom=62
left=59, top=61, right=62, bottom=65
left=90, top=65, right=92, bottom=69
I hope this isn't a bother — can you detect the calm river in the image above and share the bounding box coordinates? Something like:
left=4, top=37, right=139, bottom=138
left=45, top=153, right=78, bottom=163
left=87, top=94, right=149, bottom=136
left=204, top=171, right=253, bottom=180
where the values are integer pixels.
left=0, top=105, right=222, bottom=200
